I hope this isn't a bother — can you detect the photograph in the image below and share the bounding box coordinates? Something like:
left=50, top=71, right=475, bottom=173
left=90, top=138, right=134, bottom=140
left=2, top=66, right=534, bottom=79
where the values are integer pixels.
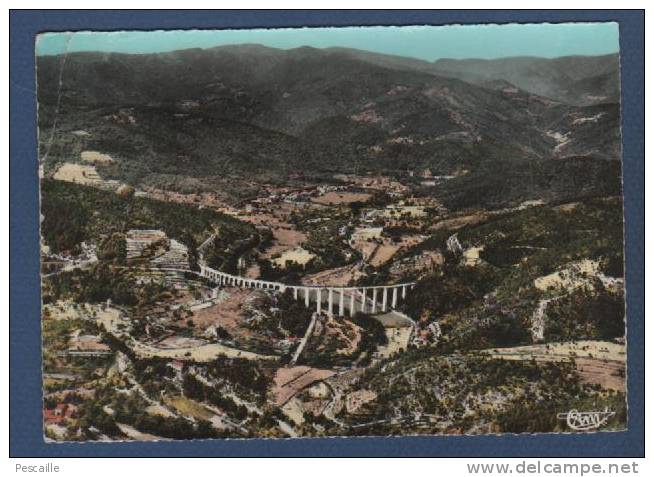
left=33, top=21, right=629, bottom=443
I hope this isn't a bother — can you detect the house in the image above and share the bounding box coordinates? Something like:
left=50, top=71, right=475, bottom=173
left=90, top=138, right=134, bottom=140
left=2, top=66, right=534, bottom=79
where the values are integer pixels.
left=44, top=403, right=77, bottom=425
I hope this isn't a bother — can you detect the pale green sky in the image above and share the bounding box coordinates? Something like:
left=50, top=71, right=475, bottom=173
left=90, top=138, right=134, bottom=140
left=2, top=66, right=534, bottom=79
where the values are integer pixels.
left=36, top=23, right=619, bottom=61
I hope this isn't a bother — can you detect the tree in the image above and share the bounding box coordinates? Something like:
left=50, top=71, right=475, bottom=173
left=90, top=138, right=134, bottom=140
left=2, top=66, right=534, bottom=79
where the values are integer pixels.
left=182, top=374, right=205, bottom=400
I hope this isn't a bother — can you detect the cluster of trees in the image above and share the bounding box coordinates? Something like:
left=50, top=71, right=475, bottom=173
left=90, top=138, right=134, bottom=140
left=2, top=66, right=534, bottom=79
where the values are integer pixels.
left=139, top=173, right=214, bottom=195
left=132, top=357, right=174, bottom=382
left=206, top=357, right=270, bottom=400
left=402, top=257, right=502, bottom=321
left=351, top=351, right=615, bottom=435
left=133, top=412, right=223, bottom=440
left=392, top=198, right=625, bottom=354
left=42, top=317, right=100, bottom=353
left=443, top=309, right=532, bottom=351
left=495, top=399, right=564, bottom=433
left=41, top=181, right=92, bottom=255
left=76, top=401, right=123, bottom=439
left=302, top=313, right=388, bottom=368
left=545, top=286, right=625, bottom=341
left=204, top=233, right=260, bottom=274
left=41, top=179, right=255, bottom=261
left=182, top=373, right=249, bottom=420
left=272, top=216, right=361, bottom=276
left=348, top=312, right=388, bottom=359
left=234, top=289, right=313, bottom=343
left=461, top=197, right=624, bottom=278
left=111, top=388, right=224, bottom=439
left=68, top=380, right=238, bottom=441
left=437, top=155, right=622, bottom=212
left=43, top=264, right=166, bottom=308
left=97, top=232, right=127, bottom=263
left=257, top=258, right=308, bottom=283
left=276, top=291, right=314, bottom=337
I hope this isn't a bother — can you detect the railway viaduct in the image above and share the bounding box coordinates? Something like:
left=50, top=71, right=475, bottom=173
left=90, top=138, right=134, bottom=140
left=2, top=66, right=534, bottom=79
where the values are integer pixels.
left=198, top=264, right=415, bottom=317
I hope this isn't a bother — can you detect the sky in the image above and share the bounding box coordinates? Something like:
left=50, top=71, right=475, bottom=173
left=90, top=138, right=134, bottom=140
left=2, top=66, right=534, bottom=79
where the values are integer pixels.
left=35, top=23, right=620, bottom=61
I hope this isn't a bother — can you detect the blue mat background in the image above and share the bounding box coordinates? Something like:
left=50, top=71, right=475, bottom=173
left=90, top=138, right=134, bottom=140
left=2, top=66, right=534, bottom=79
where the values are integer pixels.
left=10, top=10, right=644, bottom=457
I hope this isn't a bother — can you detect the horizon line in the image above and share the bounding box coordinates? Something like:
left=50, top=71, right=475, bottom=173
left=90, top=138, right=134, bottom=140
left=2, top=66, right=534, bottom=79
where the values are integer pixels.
left=35, top=23, right=620, bottom=61
left=35, top=41, right=620, bottom=62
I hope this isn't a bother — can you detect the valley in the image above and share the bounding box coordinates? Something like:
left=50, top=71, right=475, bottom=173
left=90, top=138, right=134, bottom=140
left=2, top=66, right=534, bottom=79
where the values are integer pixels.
left=37, top=44, right=627, bottom=441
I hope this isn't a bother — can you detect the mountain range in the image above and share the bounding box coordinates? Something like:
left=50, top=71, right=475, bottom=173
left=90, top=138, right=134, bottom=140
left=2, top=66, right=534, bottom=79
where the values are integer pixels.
left=36, top=44, right=623, bottom=208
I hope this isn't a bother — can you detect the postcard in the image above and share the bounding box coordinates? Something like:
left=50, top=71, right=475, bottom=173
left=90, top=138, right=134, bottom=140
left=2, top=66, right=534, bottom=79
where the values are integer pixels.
left=35, top=22, right=628, bottom=442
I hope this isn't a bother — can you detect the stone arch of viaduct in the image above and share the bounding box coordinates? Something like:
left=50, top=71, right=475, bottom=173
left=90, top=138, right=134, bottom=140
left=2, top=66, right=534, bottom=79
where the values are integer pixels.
left=198, top=264, right=415, bottom=317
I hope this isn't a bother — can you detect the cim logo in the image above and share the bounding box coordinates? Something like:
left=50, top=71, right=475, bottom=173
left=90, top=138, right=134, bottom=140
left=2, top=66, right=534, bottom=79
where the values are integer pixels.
left=557, top=408, right=616, bottom=431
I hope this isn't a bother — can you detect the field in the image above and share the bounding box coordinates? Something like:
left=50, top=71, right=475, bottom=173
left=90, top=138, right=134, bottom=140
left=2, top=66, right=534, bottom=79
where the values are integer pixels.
left=187, top=288, right=252, bottom=330
left=482, top=341, right=626, bottom=391
left=312, top=191, right=372, bottom=206
left=301, top=263, right=365, bottom=286
left=164, top=395, right=215, bottom=421
left=534, top=259, right=602, bottom=291
left=115, top=423, right=164, bottom=441
left=272, top=366, right=336, bottom=406
left=131, top=338, right=277, bottom=362
left=53, top=163, right=113, bottom=187
left=272, top=247, right=316, bottom=268
left=81, top=150, right=115, bottom=164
